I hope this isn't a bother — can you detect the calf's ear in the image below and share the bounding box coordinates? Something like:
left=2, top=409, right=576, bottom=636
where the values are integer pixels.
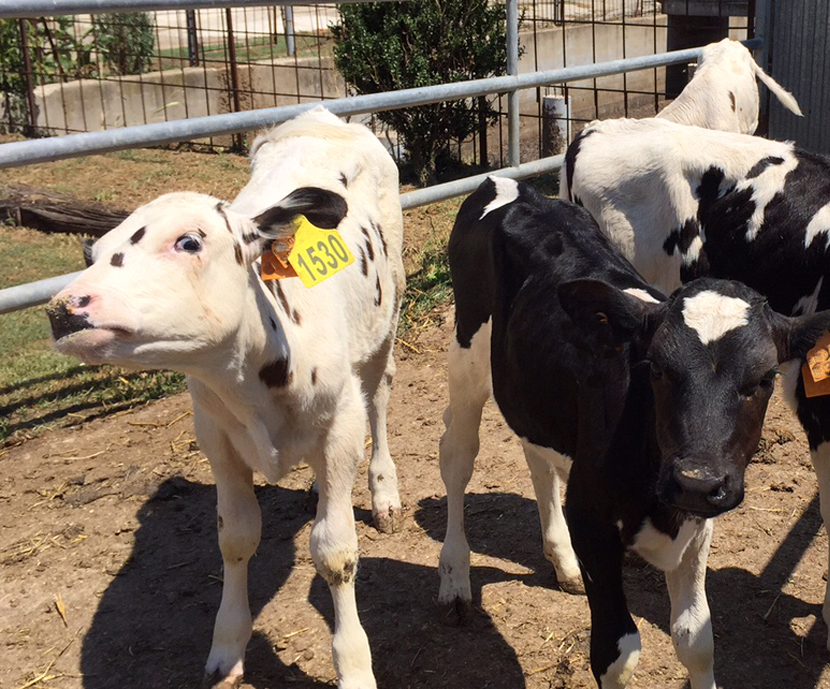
left=253, top=187, right=348, bottom=239
left=558, top=279, right=665, bottom=353
left=82, top=238, right=96, bottom=267
left=768, top=307, right=830, bottom=363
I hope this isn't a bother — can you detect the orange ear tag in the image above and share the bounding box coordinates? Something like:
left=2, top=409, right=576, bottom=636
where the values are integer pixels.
left=802, top=331, right=830, bottom=397
left=260, top=236, right=298, bottom=281
left=286, top=215, right=355, bottom=288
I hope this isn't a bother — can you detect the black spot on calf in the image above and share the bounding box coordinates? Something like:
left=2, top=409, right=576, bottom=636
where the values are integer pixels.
left=375, top=275, right=382, bottom=306
left=233, top=242, right=244, bottom=266
left=359, top=247, right=368, bottom=276
left=746, top=156, right=785, bottom=179
left=110, top=252, right=124, bottom=267
left=130, top=227, right=146, bottom=244
left=729, top=91, right=736, bottom=112
left=311, top=367, right=318, bottom=385
left=259, top=359, right=292, bottom=387
left=339, top=172, right=348, bottom=187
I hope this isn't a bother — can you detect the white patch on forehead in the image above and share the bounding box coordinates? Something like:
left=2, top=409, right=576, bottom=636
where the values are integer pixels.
left=682, top=290, right=750, bottom=345
left=480, top=176, right=519, bottom=219
left=623, top=287, right=660, bottom=304
left=804, top=202, right=830, bottom=250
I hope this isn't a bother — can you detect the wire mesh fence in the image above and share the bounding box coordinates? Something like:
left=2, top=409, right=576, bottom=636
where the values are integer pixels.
left=1, top=1, right=752, bottom=168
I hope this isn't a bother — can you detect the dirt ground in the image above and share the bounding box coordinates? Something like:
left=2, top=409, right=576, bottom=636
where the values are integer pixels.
left=1, top=308, right=830, bottom=689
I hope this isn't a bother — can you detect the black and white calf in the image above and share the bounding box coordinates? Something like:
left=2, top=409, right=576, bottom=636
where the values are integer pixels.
left=439, top=176, right=830, bottom=688
left=47, top=107, right=404, bottom=689
left=562, top=116, right=830, bottom=650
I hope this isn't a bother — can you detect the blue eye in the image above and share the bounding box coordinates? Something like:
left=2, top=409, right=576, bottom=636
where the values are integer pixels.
left=175, top=234, right=203, bottom=253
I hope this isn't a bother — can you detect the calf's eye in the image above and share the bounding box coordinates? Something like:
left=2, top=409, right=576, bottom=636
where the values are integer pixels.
left=175, top=234, right=203, bottom=253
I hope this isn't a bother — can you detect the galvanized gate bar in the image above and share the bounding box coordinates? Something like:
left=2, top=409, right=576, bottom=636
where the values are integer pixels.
left=0, top=155, right=565, bottom=314
left=506, top=0, right=521, bottom=167
left=0, top=45, right=739, bottom=170
left=0, top=0, right=396, bottom=19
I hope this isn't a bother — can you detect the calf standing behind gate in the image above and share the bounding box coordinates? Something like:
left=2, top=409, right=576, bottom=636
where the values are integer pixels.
left=439, top=176, right=830, bottom=688
left=46, top=107, right=404, bottom=689
left=562, top=116, right=830, bottom=651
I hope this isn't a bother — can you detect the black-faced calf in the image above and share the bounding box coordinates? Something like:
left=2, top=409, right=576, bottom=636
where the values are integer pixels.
left=439, top=176, right=830, bottom=688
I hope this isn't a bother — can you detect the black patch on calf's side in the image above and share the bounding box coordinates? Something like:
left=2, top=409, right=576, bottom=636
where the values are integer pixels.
left=564, top=128, right=596, bottom=201
left=130, top=227, right=146, bottom=244
left=359, top=247, right=368, bottom=276
left=275, top=282, right=291, bottom=315
left=371, top=219, right=388, bottom=256
left=746, top=156, right=785, bottom=179
left=729, top=91, right=736, bottom=112
left=662, top=218, right=700, bottom=257
left=361, top=226, right=375, bottom=261
left=233, top=241, right=244, bottom=266
left=110, top=252, right=124, bottom=267
left=259, top=359, right=292, bottom=388
left=696, top=166, right=727, bottom=204
left=375, top=275, right=382, bottom=306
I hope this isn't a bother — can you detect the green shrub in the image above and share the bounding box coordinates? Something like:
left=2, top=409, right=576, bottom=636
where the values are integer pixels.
left=332, top=0, right=513, bottom=185
left=92, top=12, right=155, bottom=76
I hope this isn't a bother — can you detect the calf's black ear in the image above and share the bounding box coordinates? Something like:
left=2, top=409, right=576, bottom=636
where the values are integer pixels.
left=768, top=307, right=830, bottom=363
left=82, top=238, right=96, bottom=267
left=558, top=279, right=665, bottom=352
left=253, top=187, right=348, bottom=238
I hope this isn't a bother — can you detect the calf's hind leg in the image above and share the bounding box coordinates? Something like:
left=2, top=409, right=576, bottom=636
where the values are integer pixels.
left=521, top=441, right=583, bottom=594
left=438, top=326, right=491, bottom=620
left=361, top=334, right=403, bottom=533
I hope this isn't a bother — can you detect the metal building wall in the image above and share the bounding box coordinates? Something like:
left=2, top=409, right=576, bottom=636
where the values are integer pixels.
left=768, top=0, right=830, bottom=152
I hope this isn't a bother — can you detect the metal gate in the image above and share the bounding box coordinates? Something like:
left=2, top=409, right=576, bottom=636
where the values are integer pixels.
left=765, top=0, right=830, bottom=152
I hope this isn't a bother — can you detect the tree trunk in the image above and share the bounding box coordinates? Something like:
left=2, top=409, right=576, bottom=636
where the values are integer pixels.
left=0, top=184, right=129, bottom=237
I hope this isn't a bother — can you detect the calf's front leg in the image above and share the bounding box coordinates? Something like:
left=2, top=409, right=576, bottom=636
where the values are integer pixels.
left=197, top=415, right=261, bottom=689
left=664, top=519, right=715, bottom=689
left=568, top=503, right=640, bottom=689
left=310, top=384, right=375, bottom=689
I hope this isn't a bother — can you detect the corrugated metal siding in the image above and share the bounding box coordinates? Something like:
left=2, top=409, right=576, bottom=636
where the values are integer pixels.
left=768, top=0, right=830, bottom=152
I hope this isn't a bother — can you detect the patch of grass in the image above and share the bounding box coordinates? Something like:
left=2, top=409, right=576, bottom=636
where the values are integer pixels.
left=0, top=226, right=186, bottom=446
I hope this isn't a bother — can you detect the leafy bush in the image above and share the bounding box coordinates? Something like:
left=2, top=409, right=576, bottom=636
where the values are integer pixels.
left=332, top=0, right=513, bottom=185
left=92, top=12, right=155, bottom=76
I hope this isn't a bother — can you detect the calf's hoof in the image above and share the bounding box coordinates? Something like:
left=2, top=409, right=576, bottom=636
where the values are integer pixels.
left=438, top=596, right=474, bottom=627
left=557, top=574, right=585, bottom=596
left=373, top=505, right=404, bottom=534
left=202, top=671, right=243, bottom=689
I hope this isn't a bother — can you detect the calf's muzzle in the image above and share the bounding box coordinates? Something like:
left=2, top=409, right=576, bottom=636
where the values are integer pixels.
left=46, top=295, right=94, bottom=341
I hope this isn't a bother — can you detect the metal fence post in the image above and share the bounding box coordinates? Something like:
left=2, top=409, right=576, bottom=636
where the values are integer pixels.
left=506, top=0, right=519, bottom=167
left=186, top=9, right=199, bottom=66
left=17, top=18, right=37, bottom=136
left=284, top=5, right=295, bottom=57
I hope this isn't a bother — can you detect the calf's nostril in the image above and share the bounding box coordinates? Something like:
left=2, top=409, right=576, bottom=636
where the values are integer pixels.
left=75, top=295, right=91, bottom=308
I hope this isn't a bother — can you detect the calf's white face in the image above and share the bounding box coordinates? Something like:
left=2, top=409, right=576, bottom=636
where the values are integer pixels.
left=49, top=192, right=260, bottom=369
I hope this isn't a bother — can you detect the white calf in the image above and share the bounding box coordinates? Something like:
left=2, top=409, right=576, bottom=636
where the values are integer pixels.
left=47, top=107, right=404, bottom=689
left=657, top=38, right=802, bottom=134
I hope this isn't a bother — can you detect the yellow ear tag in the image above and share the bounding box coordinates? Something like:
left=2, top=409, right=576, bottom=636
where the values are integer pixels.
left=286, top=215, right=355, bottom=288
left=803, top=331, right=830, bottom=397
